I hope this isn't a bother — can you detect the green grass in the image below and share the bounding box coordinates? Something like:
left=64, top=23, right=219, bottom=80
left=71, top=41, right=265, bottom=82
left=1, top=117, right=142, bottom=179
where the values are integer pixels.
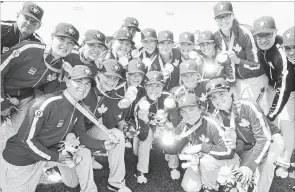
left=36, top=149, right=295, bottom=192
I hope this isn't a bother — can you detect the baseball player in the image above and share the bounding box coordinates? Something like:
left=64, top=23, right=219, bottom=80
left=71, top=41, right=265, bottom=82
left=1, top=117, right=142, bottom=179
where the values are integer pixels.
left=178, top=32, right=195, bottom=63
left=171, top=93, right=239, bottom=192
left=82, top=59, right=132, bottom=192
left=138, top=28, right=159, bottom=69
left=42, top=29, right=108, bottom=94
left=133, top=71, right=179, bottom=183
left=254, top=22, right=295, bottom=174
left=0, top=65, right=118, bottom=192
left=121, top=17, right=140, bottom=39
left=213, top=1, right=268, bottom=106
left=206, top=78, right=284, bottom=192
left=1, top=1, right=44, bottom=54
left=149, top=30, right=182, bottom=91
left=196, top=31, right=235, bottom=82
left=115, top=59, right=147, bottom=147
left=0, top=22, right=79, bottom=155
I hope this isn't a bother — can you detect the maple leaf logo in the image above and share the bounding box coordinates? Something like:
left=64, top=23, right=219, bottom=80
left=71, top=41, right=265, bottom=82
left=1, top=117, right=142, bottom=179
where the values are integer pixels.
left=97, top=104, right=108, bottom=114
left=200, top=93, right=207, bottom=102
left=199, top=134, right=209, bottom=143
left=238, top=118, right=250, bottom=127
left=47, top=73, right=57, bottom=82
left=173, top=59, right=179, bottom=67
left=233, top=44, right=242, bottom=54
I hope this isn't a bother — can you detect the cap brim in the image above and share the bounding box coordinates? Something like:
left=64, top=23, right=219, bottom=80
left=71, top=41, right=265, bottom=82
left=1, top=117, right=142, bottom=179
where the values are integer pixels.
left=144, top=81, right=164, bottom=86
left=197, top=40, right=214, bottom=45
left=214, top=11, right=233, bottom=17
left=53, top=34, right=79, bottom=46
left=116, top=37, right=135, bottom=45
left=142, top=38, right=158, bottom=42
left=85, top=40, right=108, bottom=49
left=180, top=70, right=198, bottom=75
left=103, top=72, right=123, bottom=79
left=207, top=88, right=228, bottom=97
left=179, top=103, right=199, bottom=109
left=158, top=39, right=174, bottom=43
left=180, top=40, right=194, bottom=44
left=253, top=29, right=276, bottom=36
left=126, top=25, right=141, bottom=32
left=128, top=70, right=145, bottom=74
left=20, top=12, right=41, bottom=23
left=71, top=76, right=96, bottom=87
left=281, top=41, right=295, bottom=47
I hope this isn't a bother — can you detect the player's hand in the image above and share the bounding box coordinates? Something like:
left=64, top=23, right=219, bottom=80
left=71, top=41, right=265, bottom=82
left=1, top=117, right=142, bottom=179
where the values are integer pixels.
left=138, top=110, right=149, bottom=124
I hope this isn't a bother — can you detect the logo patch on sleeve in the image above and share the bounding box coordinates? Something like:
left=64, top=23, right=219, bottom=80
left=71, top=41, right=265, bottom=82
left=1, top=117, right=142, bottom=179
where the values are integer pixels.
left=35, top=110, right=43, bottom=118
left=57, top=120, right=64, bottom=127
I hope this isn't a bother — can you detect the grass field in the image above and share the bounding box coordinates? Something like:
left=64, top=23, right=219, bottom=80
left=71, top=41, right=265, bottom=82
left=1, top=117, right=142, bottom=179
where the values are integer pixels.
left=36, top=148, right=295, bottom=192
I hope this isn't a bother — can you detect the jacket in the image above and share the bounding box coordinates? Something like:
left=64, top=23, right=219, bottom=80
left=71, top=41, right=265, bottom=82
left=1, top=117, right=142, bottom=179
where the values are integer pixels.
left=134, top=94, right=175, bottom=141
left=82, top=87, right=124, bottom=130
left=1, top=21, right=43, bottom=54
left=2, top=90, right=105, bottom=166
left=257, top=36, right=295, bottom=121
left=115, top=82, right=146, bottom=121
left=196, top=49, right=235, bottom=82
left=172, top=116, right=235, bottom=160
left=1, top=41, right=64, bottom=111
left=150, top=48, right=181, bottom=91
left=221, top=98, right=280, bottom=172
left=214, top=24, right=265, bottom=79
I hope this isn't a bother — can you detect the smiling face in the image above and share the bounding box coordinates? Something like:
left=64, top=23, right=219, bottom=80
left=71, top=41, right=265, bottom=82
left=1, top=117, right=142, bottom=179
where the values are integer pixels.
left=209, top=91, right=232, bottom=111
left=180, top=105, right=202, bottom=125
left=256, top=32, right=277, bottom=51
left=181, top=72, right=200, bottom=89
left=142, top=39, right=157, bottom=54
left=51, top=36, right=75, bottom=58
left=215, top=13, right=234, bottom=31
left=180, top=42, right=194, bottom=57
left=82, top=42, right=106, bottom=61
left=112, top=39, right=132, bottom=57
left=145, top=83, right=164, bottom=101
left=199, top=42, right=215, bottom=57
left=158, top=40, right=173, bottom=56
left=284, top=45, right=295, bottom=64
left=16, top=14, right=41, bottom=36
left=127, top=72, right=144, bottom=87
left=99, top=73, right=120, bottom=92
left=66, top=77, right=92, bottom=101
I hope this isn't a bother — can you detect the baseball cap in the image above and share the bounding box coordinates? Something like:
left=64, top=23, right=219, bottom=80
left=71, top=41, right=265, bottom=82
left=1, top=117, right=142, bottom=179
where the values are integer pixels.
left=177, top=93, right=201, bottom=109
left=141, top=28, right=158, bottom=42
left=114, top=28, right=135, bottom=45
left=100, top=59, right=124, bottom=79
left=179, top=32, right=194, bottom=44
left=127, top=59, right=147, bottom=74
left=213, top=2, right=234, bottom=17
left=51, top=23, right=79, bottom=46
left=84, top=30, right=107, bottom=49
left=144, top=71, right=165, bottom=86
left=19, top=2, right=44, bottom=23
left=205, top=78, right=230, bottom=97
left=197, top=31, right=215, bottom=45
left=281, top=26, right=295, bottom=47
left=158, top=30, right=174, bottom=43
left=69, top=65, right=96, bottom=87
left=122, top=17, right=140, bottom=32
left=253, top=16, right=277, bottom=36
left=179, top=60, right=199, bottom=75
